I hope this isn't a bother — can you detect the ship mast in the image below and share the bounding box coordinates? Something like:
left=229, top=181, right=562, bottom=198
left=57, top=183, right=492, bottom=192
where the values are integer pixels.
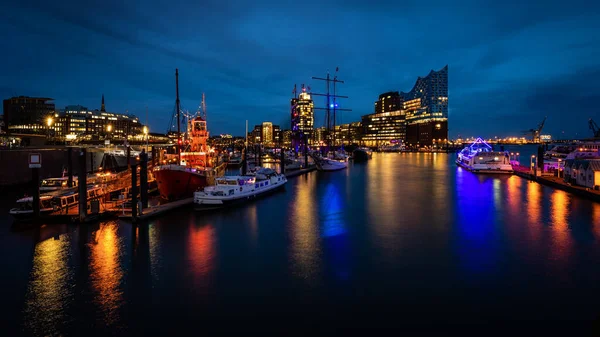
left=311, top=67, right=351, bottom=152
left=175, top=68, right=181, bottom=164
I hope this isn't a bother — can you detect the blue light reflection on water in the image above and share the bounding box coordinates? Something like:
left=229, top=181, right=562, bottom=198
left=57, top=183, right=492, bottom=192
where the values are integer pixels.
left=453, top=167, right=500, bottom=276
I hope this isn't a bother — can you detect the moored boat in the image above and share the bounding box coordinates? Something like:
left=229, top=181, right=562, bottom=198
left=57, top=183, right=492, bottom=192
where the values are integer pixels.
left=352, top=148, right=370, bottom=163
left=456, top=138, right=513, bottom=174
left=153, top=74, right=226, bottom=201
left=194, top=168, right=287, bottom=210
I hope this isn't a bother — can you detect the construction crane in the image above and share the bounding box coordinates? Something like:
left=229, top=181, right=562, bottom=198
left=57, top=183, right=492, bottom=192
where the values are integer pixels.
left=522, top=116, right=547, bottom=143
left=590, top=118, right=600, bottom=138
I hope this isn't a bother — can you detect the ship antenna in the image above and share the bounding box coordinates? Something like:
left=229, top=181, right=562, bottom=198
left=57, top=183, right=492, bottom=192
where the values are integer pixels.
left=176, top=68, right=181, bottom=164
left=202, top=92, right=207, bottom=121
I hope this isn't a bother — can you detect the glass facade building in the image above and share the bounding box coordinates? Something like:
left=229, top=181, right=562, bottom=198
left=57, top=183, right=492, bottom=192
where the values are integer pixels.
left=403, top=65, right=448, bottom=147
left=291, top=91, right=314, bottom=147
left=361, top=92, right=406, bottom=147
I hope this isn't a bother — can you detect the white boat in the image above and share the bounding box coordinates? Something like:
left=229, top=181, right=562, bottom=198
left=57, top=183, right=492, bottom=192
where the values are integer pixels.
left=315, top=157, right=348, bottom=171
left=456, top=138, right=513, bottom=174
left=194, top=168, right=287, bottom=210
left=9, top=196, right=55, bottom=219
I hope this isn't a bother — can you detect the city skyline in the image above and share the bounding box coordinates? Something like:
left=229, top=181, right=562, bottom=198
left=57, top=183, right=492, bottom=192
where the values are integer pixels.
left=1, top=1, right=599, bottom=139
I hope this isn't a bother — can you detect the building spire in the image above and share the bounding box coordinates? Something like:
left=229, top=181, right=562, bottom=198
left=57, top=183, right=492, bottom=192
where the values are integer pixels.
left=101, top=94, right=106, bottom=112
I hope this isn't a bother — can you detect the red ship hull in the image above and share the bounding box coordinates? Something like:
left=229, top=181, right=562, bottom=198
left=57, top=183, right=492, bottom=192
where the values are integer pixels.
left=154, top=167, right=210, bottom=200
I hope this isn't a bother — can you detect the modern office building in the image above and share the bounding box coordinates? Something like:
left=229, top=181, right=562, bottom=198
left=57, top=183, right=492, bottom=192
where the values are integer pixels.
left=281, top=129, right=292, bottom=148
left=52, top=98, right=143, bottom=141
left=402, top=65, right=448, bottom=147
left=291, top=89, right=314, bottom=147
left=361, top=91, right=406, bottom=147
left=334, top=122, right=363, bottom=146
left=3, top=96, right=55, bottom=134
left=262, top=122, right=273, bottom=145
left=250, top=122, right=280, bottom=146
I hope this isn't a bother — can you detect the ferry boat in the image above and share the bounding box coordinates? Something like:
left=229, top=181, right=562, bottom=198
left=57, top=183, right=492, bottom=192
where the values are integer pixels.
left=456, top=138, right=513, bottom=174
left=153, top=73, right=226, bottom=201
left=194, top=168, right=287, bottom=210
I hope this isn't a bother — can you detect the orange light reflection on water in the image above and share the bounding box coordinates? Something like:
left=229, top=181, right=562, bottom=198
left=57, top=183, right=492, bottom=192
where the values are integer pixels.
left=89, top=222, right=124, bottom=326
left=23, top=233, right=72, bottom=336
left=290, top=174, right=321, bottom=284
left=187, top=225, right=215, bottom=288
left=549, top=190, right=572, bottom=263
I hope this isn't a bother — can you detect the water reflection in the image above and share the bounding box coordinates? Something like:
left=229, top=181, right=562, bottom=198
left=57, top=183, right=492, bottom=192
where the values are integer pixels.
left=289, top=175, right=321, bottom=284
left=187, top=224, right=216, bottom=290
left=526, top=182, right=542, bottom=225
left=23, top=231, right=73, bottom=336
left=88, top=221, right=124, bottom=326
left=549, top=191, right=572, bottom=264
left=454, top=169, right=497, bottom=274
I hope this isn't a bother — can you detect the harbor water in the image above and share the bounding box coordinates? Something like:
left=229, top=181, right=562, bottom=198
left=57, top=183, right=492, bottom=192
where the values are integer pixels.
left=2, top=149, right=600, bottom=335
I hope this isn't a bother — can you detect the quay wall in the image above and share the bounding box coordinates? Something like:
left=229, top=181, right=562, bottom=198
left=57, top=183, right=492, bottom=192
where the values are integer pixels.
left=514, top=170, right=600, bottom=202
left=0, top=149, right=104, bottom=187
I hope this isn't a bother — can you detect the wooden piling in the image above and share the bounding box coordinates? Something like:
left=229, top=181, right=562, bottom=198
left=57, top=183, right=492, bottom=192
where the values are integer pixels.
left=67, top=147, right=74, bottom=187
left=241, top=147, right=247, bottom=175
left=31, top=167, right=40, bottom=218
left=304, top=134, right=308, bottom=168
left=280, top=147, right=285, bottom=174
left=78, top=148, right=87, bottom=222
left=131, top=162, right=138, bottom=223
left=140, top=150, right=148, bottom=209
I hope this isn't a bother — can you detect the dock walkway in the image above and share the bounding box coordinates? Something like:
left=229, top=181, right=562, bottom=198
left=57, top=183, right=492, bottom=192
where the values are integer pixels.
left=117, top=164, right=318, bottom=222
left=513, top=165, right=600, bottom=202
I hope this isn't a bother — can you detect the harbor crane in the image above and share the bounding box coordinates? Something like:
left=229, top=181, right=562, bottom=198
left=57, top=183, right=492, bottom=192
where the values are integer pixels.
left=590, top=118, right=600, bottom=138
left=522, top=116, right=547, bottom=142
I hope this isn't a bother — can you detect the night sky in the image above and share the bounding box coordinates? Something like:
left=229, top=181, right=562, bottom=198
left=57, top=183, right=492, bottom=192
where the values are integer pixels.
left=1, top=1, right=599, bottom=139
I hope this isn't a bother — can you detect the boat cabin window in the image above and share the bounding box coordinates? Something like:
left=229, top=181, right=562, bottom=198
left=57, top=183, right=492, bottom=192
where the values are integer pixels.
left=40, top=199, right=53, bottom=209
left=194, top=121, right=206, bottom=131
left=41, top=179, right=66, bottom=188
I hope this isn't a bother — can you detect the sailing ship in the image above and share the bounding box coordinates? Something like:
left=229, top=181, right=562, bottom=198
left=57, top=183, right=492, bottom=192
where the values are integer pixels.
left=153, top=69, right=226, bottom=200
left=311, top=67, right=350, bottom=171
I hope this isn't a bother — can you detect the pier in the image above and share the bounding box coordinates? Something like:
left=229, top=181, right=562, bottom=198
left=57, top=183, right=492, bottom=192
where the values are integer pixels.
left=513, top=165, right=600, bottom=202
left=115, top=164, right=317, bottom=222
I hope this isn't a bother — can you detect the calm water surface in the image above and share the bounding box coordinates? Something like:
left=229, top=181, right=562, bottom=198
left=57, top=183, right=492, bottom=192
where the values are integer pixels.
left=2, top=152, right=600, bottom=335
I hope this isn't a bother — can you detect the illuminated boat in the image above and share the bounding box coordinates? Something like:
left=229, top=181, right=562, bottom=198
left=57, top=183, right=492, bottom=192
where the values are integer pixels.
left=194, top=168, right=287, bottom=210
left=456, top=138, right=513, bottom=174
left=153, top=76, right=226, bottom=201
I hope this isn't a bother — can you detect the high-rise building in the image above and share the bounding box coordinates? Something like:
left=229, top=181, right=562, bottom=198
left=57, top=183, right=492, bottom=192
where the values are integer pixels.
left=291, top=90, right=314, bottom=147
left=361, top=91, right=406, bottom=146
left=3, top=96, right=55, bottom=134
left=250, top=122, right=280, bottom=146
left=262, top=122, right=273, bottom=145
left=402, top=65, right=448, bottom=147
left=282, top=129, right=292, bottom=147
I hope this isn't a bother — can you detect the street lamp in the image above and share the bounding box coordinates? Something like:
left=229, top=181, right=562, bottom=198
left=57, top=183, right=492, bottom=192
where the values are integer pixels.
left=143, top=126, right=149, bottom=152
left=46, top=116, right=54, bottom=140
left=531, top=155, right=536, bottom=176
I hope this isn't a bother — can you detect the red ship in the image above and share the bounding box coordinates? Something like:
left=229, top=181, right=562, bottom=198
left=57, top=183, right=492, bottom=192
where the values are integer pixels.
left=154, top=70, right=226, bottom=201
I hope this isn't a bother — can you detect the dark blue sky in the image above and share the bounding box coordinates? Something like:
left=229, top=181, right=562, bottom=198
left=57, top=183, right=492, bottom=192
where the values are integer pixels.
left=1, top=0, right=599, bottom=139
